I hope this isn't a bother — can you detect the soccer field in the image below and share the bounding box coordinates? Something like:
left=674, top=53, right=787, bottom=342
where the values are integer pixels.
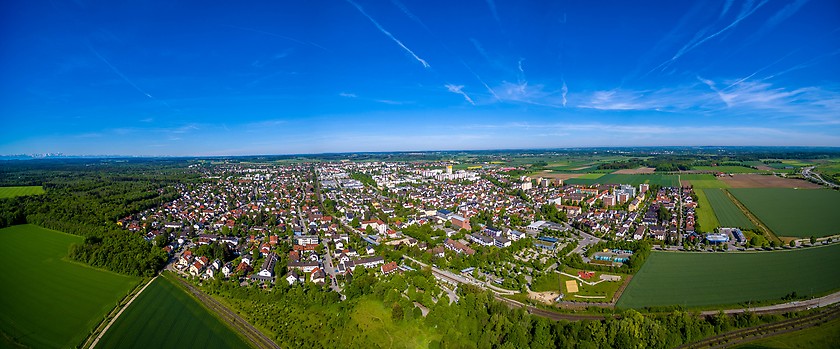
left=96, top=274, right=251, bottom=349
left=0, top=225, right=140, bottom=348
left=616, top=244, right=840, bottom=308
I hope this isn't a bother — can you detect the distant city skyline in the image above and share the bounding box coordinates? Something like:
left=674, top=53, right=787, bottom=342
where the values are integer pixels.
left=1, top=0, right=839, bottom=156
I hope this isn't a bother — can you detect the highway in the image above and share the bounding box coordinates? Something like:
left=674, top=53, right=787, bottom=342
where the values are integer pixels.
left=802, top=166, right=840, bottom=189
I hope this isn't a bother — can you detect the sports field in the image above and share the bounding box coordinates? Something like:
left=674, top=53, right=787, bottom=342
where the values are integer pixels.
left=616, top=244, right=840, bottom=308
left=0, top=186, right=45, bottom=198
left=564, top=174, right=680, bottom=187
left=96, top=275, right=251, bottom=349
left=0, top=225, right=140, bottom=348
left=704, top=189, right=756, bottom=229
left=729, top=188, right=840, bottom=238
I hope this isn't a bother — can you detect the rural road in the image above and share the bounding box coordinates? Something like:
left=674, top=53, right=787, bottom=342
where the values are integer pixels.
left=88, top=276, right=157, bottom=349
left=802, top=166, right=840, bottom=189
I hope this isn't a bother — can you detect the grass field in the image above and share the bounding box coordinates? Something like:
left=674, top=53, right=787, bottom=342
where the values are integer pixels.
left=616, top=244, right=840, bottom=308
left=733, top=315, right=840, bottom=349
left=564, top=174, right=680, bottom=187
left=693, top=189, right=720, bottom=232
left=340, top=298, right=440, bottom=348
left=0, top=186, right=45, bottom=198
left=0, top=225, right=140, bottom=348
left=729, top=188, right=840, bottom=238
left=704, top=189, right=756, bottom=229
left=96, top=275, right=251, bottom=349
left=532, top=269, right=625, bottom=302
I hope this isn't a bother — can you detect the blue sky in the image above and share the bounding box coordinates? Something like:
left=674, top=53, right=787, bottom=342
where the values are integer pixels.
left=1, top=0, right=839, bottom=155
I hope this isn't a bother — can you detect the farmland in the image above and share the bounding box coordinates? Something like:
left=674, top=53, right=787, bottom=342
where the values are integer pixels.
left=729, top=188, right=840, bottom=238
left=692, top=166, right=767, bottom=173
left=693, top=189, right=719, bottom=232
left=0, top=186, right=45, bottom=198
left=719, top=174, right=821, bottom=189
left=704, top=189, right=756, bottom=230
left=0, top=225, right=140, bottom=349
left=95, top=275, right=251, bottom=349
left=616, top=244, right=840, bottom=308
left=564, top=174, right=680, bottom=187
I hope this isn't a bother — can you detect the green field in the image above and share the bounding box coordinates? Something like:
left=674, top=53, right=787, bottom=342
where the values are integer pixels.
left=693, top=189, right=720, bottom=232
left=0, top=225, right=140, bottom=348
left=734, top=315, right=840, bottom=349
left=680, top=174, right=729, bottom=189
left=96, top=275, right=251, bottom=349
left=0, top=186, right=45, bottom=198
left=704, top=189, right=756, bottom=229
left=693, top=166, right=767, bottom=173
left=565, top=174, right=680, bottom=187
left=729, top=188, right=840, bottom=238
left=616, top=244, right=840, bottom=308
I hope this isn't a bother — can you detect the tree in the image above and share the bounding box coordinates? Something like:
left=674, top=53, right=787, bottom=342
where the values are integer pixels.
left=391, top=303, right=404, bottom=321
left=810, top=236, right=817, bottom=244
left=789, top=240, right=796, bottom=248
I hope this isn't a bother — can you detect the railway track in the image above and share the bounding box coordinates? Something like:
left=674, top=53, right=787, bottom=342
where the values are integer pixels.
left=679, top=305, right=840, bottom=349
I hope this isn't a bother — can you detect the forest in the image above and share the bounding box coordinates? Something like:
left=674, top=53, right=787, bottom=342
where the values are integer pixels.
left=0, top=160, right=197, bottom=276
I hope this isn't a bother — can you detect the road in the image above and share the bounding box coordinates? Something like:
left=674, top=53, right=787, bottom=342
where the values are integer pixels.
left=802, top=166, right=840, bottom=189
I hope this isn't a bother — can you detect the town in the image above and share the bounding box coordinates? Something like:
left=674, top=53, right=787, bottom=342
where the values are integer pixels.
left=120, top=160, right=754, bottom=304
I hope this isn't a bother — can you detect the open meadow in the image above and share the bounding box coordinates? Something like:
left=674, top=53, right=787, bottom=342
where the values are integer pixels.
left=729, top=188, right=840, bottom=238
left=616, top=244, right=840, bottom=309
left=0, top=225, right=140, bottom=348
left=0, top=186, right=45, bottom=198
left=96, top=275, right=251, bottom=349
left=704, top=189, right=756, bottom=230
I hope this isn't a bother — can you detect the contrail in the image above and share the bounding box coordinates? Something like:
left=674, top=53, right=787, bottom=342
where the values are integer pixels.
left=445, top=84, right=475, bottom=105
left=88, top=44, right=154, bottom=99
left=346, top=0, right=430, bottom=68
left=224, top=24, right=329, bottom=52
left=561, top=80, right=568, bottom=107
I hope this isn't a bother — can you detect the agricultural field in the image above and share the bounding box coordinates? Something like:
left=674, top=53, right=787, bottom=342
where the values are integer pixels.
left=704, top=189, right=756, bottom=229
left=0, top=225, right=140, bottom=349
left=729, top=188, right=840, bottom=238
left=680, top=174, right=729, bottom=189
left=616, top=244, right=840, bottom=308
left=814, top=160, right=840, bottom=186
left=564, top=174, right=680, bottom=187
left=692, top=166, right=767, bottom=173
left=95, top=275, right=251, bottom=349
left=719, top=174, right=821, bottom=189
left=692, top=189, right=720, bottom=232
left=0, top=186, right=45, bottom=198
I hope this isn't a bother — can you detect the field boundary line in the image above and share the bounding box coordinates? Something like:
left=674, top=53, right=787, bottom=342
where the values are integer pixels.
left=723, top=189, right=781, bottom=244
left=88, top=275, right=157, bottom=349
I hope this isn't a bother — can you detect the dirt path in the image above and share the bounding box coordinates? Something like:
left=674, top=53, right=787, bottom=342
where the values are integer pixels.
left=88, top=276, right=157, bottom=348
left=723, top=189, right=781, bottom=243
left=168, top=274, right=280, bottom=349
